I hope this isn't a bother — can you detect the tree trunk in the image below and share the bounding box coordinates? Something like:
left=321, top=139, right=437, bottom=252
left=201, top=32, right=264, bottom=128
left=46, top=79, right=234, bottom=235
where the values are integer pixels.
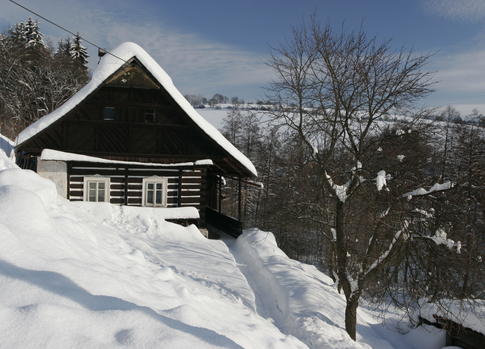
left=345, top=295, right=359, bottom=340
left=334, top=199, right=359, bottom=340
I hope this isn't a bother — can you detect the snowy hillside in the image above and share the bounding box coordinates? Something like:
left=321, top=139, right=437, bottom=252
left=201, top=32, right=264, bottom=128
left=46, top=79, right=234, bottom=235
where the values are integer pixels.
left=0, top=142, right=445, bottom=348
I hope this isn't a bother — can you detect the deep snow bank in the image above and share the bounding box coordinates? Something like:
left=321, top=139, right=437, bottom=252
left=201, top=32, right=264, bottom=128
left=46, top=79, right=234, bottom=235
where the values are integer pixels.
left=233, top=229, right=448, bottom=349
left=0, top=150, right=305, bottom=348
left=0, top=134, right=15, bottom=169
left=234, top=228, right=370, bottom=349
left=420, top=299, right=485, bottom=335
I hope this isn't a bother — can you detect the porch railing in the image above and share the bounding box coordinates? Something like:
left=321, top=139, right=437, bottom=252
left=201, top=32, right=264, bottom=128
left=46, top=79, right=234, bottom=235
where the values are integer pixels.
left=205, top=207, right=242, bottom=238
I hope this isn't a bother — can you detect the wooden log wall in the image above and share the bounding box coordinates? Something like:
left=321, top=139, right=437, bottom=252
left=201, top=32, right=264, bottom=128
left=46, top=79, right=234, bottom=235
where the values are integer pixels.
left=67, top=162, right=205, bottom=210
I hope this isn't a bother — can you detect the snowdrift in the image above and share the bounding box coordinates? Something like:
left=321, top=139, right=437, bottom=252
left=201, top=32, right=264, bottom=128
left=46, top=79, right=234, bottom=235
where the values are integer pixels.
left=0, top=139, right=446, bottom=348
left=234, top=229, right=370, bottom=349
left=0, top=150, right=304, bottom=348
left=232, top=229, right=447, bottom=349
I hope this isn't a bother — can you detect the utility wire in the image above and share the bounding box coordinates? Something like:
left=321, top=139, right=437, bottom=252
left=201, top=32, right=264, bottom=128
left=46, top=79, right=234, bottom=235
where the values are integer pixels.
left=7, top=0, right=128, bottom=63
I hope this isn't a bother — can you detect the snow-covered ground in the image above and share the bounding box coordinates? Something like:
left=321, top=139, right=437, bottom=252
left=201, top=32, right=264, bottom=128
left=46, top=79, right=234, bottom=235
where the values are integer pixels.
left=0, top=138, right=448, bottom=348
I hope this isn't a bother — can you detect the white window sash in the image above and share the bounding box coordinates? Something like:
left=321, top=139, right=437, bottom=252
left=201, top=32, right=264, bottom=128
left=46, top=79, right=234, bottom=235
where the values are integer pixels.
left=142, top=177, right=168, bottom=207
left=83, top=177, right=110, bottom=203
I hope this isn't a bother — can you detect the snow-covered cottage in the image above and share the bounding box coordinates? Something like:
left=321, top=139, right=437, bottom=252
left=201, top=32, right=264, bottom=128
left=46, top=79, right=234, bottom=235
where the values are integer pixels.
left=15, top=42, right=257, bottom=237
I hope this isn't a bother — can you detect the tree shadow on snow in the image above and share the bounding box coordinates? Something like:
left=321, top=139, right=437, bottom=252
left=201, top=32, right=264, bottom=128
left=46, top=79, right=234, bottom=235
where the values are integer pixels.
left=0, top=259, right=244, bottom=349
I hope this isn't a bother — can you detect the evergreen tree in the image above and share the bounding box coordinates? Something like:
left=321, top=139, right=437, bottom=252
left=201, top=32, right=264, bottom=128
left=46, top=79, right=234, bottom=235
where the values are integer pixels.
left=24, top=18, right=45, bottom=48
left=9, top=21, right=27, bottom=45
left=69, top=34, right=88, bottom=70
left=55, top=38, right=71, bottom=58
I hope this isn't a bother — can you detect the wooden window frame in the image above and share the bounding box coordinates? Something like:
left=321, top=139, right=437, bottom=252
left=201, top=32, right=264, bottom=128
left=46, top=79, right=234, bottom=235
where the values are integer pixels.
left=102, top=106, right=117, bottom=121
left=143, top=108, right=158, bottom=123
left=142, top=176, right=168, bottom=207
left=83, top=176, right=110, bottom=203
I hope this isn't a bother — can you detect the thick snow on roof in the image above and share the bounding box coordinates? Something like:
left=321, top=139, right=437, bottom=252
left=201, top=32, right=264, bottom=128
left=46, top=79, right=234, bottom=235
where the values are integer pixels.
left=40, top=149, right=213, bottom=167
left=16, top=42, right=257, bottom=177
left=0, top=133, right=14, bottom=156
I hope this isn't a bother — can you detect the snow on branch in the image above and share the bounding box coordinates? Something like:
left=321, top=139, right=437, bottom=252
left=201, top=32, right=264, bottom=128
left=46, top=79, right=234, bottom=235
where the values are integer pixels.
left=420, top=228, right=462, bottom=254
left=364, top=221, right=409, bottom=277
left=325, top=171, right=350, bottom=202
left=403, top=181, right=453, bottom=199
left=376, top=170, right=387, bottom=191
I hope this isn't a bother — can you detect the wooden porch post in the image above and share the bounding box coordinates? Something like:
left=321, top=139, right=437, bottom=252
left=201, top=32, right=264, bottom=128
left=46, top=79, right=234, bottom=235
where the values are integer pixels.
left=124, top=166, right=128, bottom=205
left=66, top=162, right=71, bottom=200
left=218, top=176, right=222, bottom=213
left=177, top=169, right=183, bottom=207
left=238, top=177, right=242, bottom=220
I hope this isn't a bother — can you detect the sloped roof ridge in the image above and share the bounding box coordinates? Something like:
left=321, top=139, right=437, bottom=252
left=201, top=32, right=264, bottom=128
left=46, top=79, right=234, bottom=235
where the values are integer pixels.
left=16, top=42, right=257, bottom=176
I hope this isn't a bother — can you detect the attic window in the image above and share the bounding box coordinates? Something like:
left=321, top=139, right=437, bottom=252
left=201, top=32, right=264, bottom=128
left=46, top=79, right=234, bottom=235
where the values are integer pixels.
left=103, top=107, right=117, bottom=121
left=144, top=109, right=158, bottom=123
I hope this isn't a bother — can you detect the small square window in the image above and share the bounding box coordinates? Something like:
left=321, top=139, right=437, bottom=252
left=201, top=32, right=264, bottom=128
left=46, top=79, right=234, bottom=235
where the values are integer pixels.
left=84, top=177, right=110, bottom=202
left=103, top=107, right=117, bottom=121
left=142, top=177, right=167, bottom=207
left=143, top=109, right=157, bottom=123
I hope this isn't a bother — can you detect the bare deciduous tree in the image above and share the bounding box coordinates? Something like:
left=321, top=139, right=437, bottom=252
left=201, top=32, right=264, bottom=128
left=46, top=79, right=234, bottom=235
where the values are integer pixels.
left=267, top=20, right=435, bottom=339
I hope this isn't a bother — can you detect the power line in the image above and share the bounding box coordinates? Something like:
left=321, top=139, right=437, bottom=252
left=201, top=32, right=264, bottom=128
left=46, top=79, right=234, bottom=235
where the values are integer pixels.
left=7, top=0, right=128, bottom=63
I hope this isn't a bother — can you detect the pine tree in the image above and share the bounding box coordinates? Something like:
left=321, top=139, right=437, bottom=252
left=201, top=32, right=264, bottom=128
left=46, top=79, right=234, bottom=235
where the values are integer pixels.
left=10, top=21, right=27, bottom=45
left=24, top=18, right=45, bottom=48
left=69, top=34, right=88, bottom=70
left=55, top=38, right=71, bottom=58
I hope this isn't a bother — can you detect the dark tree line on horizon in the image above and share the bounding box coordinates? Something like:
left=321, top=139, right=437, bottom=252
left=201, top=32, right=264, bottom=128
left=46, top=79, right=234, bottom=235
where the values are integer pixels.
left=0, top=18, right=88, bottom=140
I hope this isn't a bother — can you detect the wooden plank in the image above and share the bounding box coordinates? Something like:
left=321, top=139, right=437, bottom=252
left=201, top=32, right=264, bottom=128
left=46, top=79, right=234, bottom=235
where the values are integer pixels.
left=167, top=197, right=201, bottom=204
left=110, top=198, right=124, bottom=204
left=180, top=189, right=201, bottom=196
left=128, top=198, right=142, bottom=204
left=70, top=168, right=127, bottom=176
left=126, top=171, right=183, bottom=177
left=69, top=190, right=84, bottom=197
left=178, top=177, right=202, bottom=184
left=168, top=183, right=200, bottom=190
left=110, top=190, right=125, bottom=197
left=127, top=191, right=142, bottom=197
left=69, top=176, right=84, bottom=182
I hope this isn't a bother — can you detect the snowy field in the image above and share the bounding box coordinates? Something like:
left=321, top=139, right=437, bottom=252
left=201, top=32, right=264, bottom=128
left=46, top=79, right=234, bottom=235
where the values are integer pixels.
left=0, top=138, right=448, bottom=348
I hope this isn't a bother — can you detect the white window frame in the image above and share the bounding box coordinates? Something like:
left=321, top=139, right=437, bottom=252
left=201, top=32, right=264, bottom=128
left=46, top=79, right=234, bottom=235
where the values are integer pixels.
left=142, top=176, right=168, bottom=207
left=83, top=176, right=110, bottom=203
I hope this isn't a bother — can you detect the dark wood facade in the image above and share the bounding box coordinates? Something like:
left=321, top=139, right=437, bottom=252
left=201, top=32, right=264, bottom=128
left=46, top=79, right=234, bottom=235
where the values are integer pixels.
left=66, top=161, right=213, bottom=223
left=16, top=59, right=253, bottom=178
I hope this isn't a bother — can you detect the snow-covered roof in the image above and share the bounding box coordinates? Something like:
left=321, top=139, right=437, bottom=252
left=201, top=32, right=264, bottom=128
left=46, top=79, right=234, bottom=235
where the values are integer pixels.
left=16, top=42, right=257, bottom=177
left=40, top=149, right=213, bottom=167
left=0, top=133, right=14, bottom=157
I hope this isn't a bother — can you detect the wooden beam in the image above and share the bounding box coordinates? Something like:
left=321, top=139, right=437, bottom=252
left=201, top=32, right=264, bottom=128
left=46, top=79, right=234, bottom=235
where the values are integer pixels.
left=177, top=169, right=182, bottom=207
left=238, top=177, right=242, bottom=220
left=218, top=176, right=222, bottom=213
left=66, top=162, right=72, bottom=200
left=124, top=166, right=129, bottom=205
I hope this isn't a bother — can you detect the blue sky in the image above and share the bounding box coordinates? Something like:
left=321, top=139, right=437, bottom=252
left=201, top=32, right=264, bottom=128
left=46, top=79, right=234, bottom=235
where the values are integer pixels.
left=2, top=0, right=485, bottom=114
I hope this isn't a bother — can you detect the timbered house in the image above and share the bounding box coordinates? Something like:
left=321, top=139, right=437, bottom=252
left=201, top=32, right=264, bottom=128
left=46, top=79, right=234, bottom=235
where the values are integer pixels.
left=15, top=42, right=257, bottom=237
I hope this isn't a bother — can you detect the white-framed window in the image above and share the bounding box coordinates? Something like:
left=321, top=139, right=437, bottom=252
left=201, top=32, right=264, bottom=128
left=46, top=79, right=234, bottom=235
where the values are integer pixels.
left=83, top=177, right=110, bottom=202
left=142, top=177, right=168, bottom=207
